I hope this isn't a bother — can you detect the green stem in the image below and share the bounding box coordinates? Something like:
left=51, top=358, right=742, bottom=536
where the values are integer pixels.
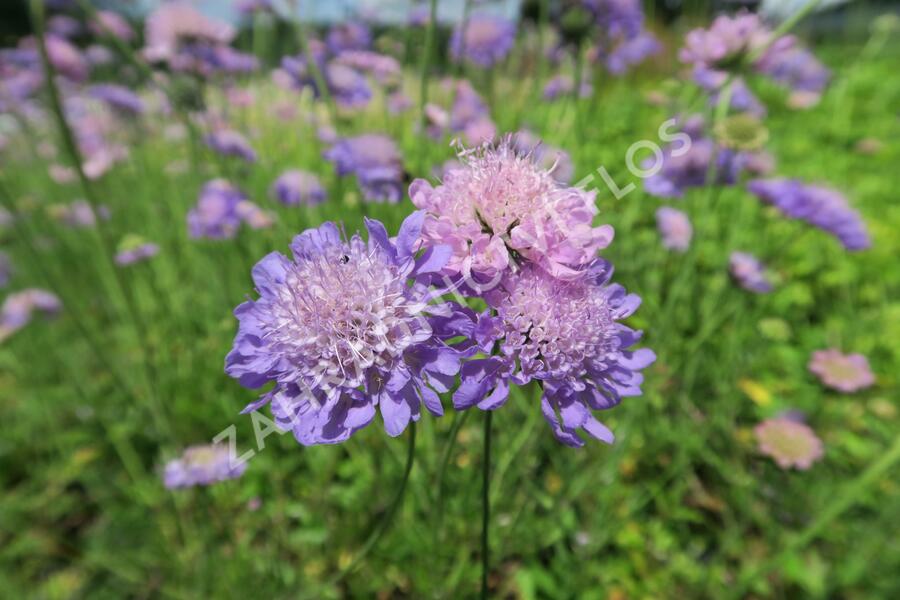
left=434, top=410, right=470, bottom=533
left=736, top=434, right=900, bottom=594
left=481, top=410, right=493, bottom=599
left=291, top=0, right=338, bottom=124
left=309, top=423, right=417, bottom=596
left=418, top=0, right=439, bottom=135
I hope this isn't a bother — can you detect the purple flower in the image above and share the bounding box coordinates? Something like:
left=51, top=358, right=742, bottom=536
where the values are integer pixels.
left=91, top=10, right=135, bottom=42
left=583, top=0, right=644, bottom=39
left=450, top=14, right=516, bottom=68
left=326, top=22, right=372, bottom=55
left=410, top=137, right=613, bottom=282
left=225, top=212, right=472, bottom=444
left=269, top=170, right=326, bottom=206
left=808, top=349, right=875, bottom=393
left=729, top=251, right=773, bottom=294
left=757, top=45, right=830, bottom=95
left=90, top=84, right=145, bottom=116
left=679, top=12, right=776, bottom=75
left=454, top=260, right=655, bottom=447
left=450, top=80, right=492, bottom=133
left=324, top=134, right=405, bottom=203
left=542, top=75, right=592, bottom=100
left=43, top=34, right=89, bottom=82
left=188, top=179, right=271, bottom=239
left=655, top=207, right=692, bottom=252
left=49, top=200, right=110, bottom=228
left=605, top=32, right=660, bottom=75
left=144, top=2, right=235, bottom=64
left=754, top=418, right=823, bottom=470
left=163, top=444, right=247, bottom=489
left=1, top=288, right=61, bottom=342
left=388, top=91, right=413, bottom=114
left=747, top=179, right=870, bottom=251
left=48, top=15, right=82, bottom=39
left=324, top=61, right=372, bottom=109
left=335, top=50, right=401, bottom=86
left=204, top=129, right=257, bottom=163
left=115, top=236, right=159, bottom=266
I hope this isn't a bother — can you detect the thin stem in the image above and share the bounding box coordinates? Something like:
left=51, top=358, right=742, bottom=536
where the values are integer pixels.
left=309, top=423, right=417, bottom=597
left=481, top=410, right=493, bottom=599
left=291, top=0, right=338, bottom=124
left=418, top=0, right=439, bottom=134
left=434, top=410, right=471, bottom=533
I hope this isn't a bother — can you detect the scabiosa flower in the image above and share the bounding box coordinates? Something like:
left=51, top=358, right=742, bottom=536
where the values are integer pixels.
left=729, top=251, right=773, bottom=294
left=747, top=179, right=871, bottom=251
left=204, top=129, right=257, bottom=163
left=808, top=349, right=875, bottom=393
left=115, top=235, right=159, bottom=266
left=225, top=212, right=472, bottom=444
left=754, top=418, right=823, bottom=470
left=49, top=200, right=110, bottom=228
left=163, top=444, right=247, bottom=489
left=43, top=34, right=90, bottom=82
left=388, top=91, right=413, bottom=114
left=542, top=75, right=592, bottom=100
left=335, top=50, right=401, bottom=86
left=326, top=21, right=372, bottom=54
left=454, top=261, right=654, bottom=447
left=756, top=45, right=830, bottom=97
left=0, top=288, right=61, bottom=342
left=269, top=170, right=326, bottom=206
left=91, top=10, right=135, bottom=42
left=605, top=32, right=660, bottom=75
left=90, top=84, right=146, bottom=116
left=450, top=14, right=516, bottom=68
left=656, top=207, right=692, bottom=252
left=188, top=179, right=271, bottom=239
left=679, top=12, right=778, bottom=79
left=324, top=134, right=405, bottom=203
left=410, top=137, right=613, bottom=281
left=144, top=2, right=235, bottom=64
left=323, top=61, right=372, bottom=109
left=583, top=0, right=644, bottom=39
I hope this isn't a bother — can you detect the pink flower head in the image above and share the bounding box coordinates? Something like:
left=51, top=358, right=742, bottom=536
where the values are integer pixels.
left=808, top=349, right=875, bottom=393
left=143, top=2, right=235, bottom=63
left=754, top=418, right=824, bottom=470
left=409, top=137, right=613, bottom=283
left=655, top=207, right=692, bottom=252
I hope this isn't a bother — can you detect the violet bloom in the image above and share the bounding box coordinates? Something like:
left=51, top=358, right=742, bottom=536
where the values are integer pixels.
left=48, top=15, right=82, bottom=39
left=410, top=138, right=613, bottom=282
left=163, top=444, right=247, bottom=489
left=204, top=129, right=257, bottom=163
left=91, top=10, right=135, bottom=42
left=450, top=80, right=491, bottom=133
left=50, top=200, right=110, bottom=228
left=144, top=2, right=235, bottom=64
left=655, top=207, right=692, bottom=252
left=757, top=45, right=830, bottom=96
left=335, top=50, right=401, bottom=86
left=225, top=212, right=472, bottom=443
left=44, top=35, right=90, bottom=82
left=324, top=134, right=405, bottom=203
left=324, top=61, right=372, bottom=109
left=115, top=236, right=160, bottom=266
left=748, top=179, right=871, bottom=251
left=90, top=84, right=145, bottom=116
left=388, top=91, right=413, bottom=114
left=269, top=170, right=326, bottom=206
left=326, top=21, right=372, bottom=54
left=0, top=288, right=61, bottom=342
left=606, top=31, right=660, bottom=75
left=808, top=349, right=875, bottom=393
left=679, top=12, right=777, bottom=78
left=729, top=251, right=773, bottom=294
left=754, top=418, right=823, bottom=470
left=542, top=75, right=592, bottom=101
left=188, top=179, right=270, bottom=239
left=583, top=0, right=644, bottom=39
left=450, top=14, right=516, bottom=68
left=454, top=260, right=655, bottom=447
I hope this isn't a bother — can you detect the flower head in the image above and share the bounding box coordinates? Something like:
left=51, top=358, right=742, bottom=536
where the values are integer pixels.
left=91, top=10, right=134, bottom=42
left=1, top=288, right=61, bottom=342
left=450, top=14, right=516, bottom=68
left=90, top=84, right=146, bottom=116
left=324, top=134, right=405, bottom=203
left=204, top=129, right=257, bottom=163
left=270, top=170, right=326, bottom=206
left=115, top=235, right=159, bottom=266
left=754, top=418, right=823, bottom=470
left=655, top=207, right=692, bottom=252
left=163, top=444, right=247, bottom=489
left=225, top=212, right=472, bottom=444
left=326, top=22, right=372, bottom=55
left=808, top=349, right=875, bottom=393
left=748, top=179, right=871, bottom=251
left=729, top=251, right=773, bottom=294
left=454, top=261, right=654, bottom=447
left=144, top=2, right=235, bottom=64
left=188, top=179, right=271, bottom=239
left=410, top=137, right=613, bottom=282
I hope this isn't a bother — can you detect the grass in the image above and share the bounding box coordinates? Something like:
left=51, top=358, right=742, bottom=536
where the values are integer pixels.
left=1, top=26, right=899, bottom=599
